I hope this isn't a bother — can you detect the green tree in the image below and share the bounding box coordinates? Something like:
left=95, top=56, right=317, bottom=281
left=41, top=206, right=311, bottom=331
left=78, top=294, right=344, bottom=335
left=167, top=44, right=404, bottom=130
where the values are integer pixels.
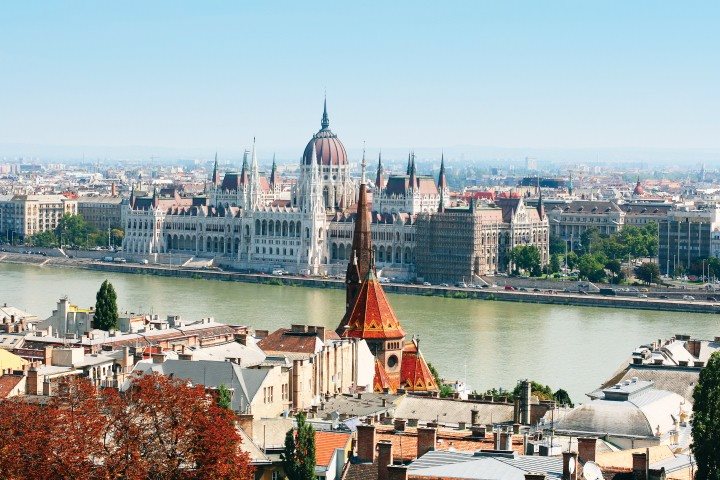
left=635, top=262, right=660, bottom=285
left=217, top=384, right=232, bottom=410
left=94, top=280, right=119, bottom=331
left=579, top=227, right=602, bottom=255
left=509, top=245, right=542, bottom=277
left=56, top=213, right=91, bottom=247
left=28, top=231, right=57, bottom=247
left=549, top=235, right=566, bottom=255
left=566, top=251, right=579, bottom=270
left=281, top=412, right=316, bottom=480
left=577, top=254, right=606, bottom=282
left=549, top=254, right=561, bottom=274
left=553, top=389, right=574, bottom=407
left=692, top=351, right=720, bottom=480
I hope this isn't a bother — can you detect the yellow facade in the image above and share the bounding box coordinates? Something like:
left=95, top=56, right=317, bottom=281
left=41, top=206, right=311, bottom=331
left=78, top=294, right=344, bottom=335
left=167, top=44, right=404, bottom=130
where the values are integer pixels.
left=0, top=349, right=28, bottom=373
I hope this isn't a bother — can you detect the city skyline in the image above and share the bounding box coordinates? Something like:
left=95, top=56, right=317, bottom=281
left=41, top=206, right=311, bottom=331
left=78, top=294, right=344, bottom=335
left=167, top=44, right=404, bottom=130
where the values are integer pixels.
left=1, top=1, right=719, bottom=158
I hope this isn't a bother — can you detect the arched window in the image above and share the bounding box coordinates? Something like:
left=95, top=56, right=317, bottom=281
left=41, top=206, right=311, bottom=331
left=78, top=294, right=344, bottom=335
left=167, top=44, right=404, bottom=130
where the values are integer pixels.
left=332, top=243, right=338, bottom=260
left=255, top=220, right=261, bottom=235
left=262, top=220, right=267, bottom=236
left=269, top=221, right=274, bottom=236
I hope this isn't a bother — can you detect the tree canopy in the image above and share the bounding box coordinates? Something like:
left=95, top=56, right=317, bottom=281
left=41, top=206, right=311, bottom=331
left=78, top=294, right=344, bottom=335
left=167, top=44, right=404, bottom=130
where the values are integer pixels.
left=635, top=262, right=660, bottom=285
left=0, top=375, right=253, bottom=479
left=509, top=245, right=542, bottom=277
left=281, top=412, right=317, bottom=480
left=692, top=351, right=720, bottom=480
left=94, top=280, right=119, bottom=331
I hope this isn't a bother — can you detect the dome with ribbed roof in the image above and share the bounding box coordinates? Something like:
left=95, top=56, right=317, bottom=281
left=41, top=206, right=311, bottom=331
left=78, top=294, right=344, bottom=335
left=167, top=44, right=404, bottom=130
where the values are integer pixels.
left=302, top=99, right=348, bottom=166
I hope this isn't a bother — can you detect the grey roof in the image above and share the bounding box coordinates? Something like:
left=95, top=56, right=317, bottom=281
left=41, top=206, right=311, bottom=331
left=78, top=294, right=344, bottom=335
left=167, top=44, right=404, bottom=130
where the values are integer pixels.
left=594, top=365, right=700, bottom=403
left=189, top=340, right=266, bottom=367
left=321, top=393, right=400, bottom=420
left=409, top=451, right=563, bottom=480
left=555, top=387, right=686, bottom=439
left=394, top=397, right=515, bottom=426
left=126, top=359, right=271, bottom=412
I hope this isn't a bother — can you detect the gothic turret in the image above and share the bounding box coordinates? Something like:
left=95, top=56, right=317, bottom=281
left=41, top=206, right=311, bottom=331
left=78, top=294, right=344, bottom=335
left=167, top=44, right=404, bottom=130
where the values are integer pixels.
left=536, top=176, right=545, bottom=219
left=409, top=153, right=417, bottom=192
left=270, top=154, right=278, bottom=188
left=321, top=95, right=330, bottom=130
left=438, top=153, right=447, bottom=191
left=211, top=152, right=219, bottom=186
left=375, top=151, right=385, bottom=189
left=406, top=151, right=412, bottom=175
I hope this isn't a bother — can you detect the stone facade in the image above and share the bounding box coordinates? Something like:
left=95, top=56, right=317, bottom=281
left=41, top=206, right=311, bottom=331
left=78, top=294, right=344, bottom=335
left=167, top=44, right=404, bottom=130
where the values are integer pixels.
left=0, top=194, right=77, bottom=240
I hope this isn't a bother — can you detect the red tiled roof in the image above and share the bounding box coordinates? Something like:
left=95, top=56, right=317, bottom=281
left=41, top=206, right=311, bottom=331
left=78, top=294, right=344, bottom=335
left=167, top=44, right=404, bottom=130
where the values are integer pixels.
left=374, top=358, right=397, bottom=394
left=257, top=328, right=320, bottom=354
left=341, top=271, right=405, bottom=340
left=400, top=341, right=438, bottom=393
left=0, top=375, right=24, bottom=399
left=314, top=430, right=351, bottom=467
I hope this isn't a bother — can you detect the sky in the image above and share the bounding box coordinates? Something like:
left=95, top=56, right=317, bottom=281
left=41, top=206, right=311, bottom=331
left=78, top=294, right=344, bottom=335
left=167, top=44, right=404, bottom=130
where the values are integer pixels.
left=0, top=1, right=718, bottom=159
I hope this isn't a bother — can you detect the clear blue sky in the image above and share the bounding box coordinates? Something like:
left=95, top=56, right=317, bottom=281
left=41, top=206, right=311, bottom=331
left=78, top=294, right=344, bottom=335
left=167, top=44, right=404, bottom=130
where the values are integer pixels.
left=0, top=1, right=718, bottom=154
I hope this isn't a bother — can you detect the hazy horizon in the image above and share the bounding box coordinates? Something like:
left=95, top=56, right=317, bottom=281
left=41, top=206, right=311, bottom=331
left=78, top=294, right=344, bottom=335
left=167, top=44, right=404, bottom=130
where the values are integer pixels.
left=1, top=2, right=718, bottom=157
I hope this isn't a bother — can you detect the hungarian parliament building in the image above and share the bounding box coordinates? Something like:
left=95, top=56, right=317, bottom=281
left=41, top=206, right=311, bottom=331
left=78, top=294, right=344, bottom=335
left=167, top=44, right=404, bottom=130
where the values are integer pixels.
left=122, top=102, right=549, bottom=282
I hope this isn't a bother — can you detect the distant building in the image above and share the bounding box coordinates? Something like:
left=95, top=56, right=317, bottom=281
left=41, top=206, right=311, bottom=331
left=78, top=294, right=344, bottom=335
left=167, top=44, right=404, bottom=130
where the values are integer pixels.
left=0, top=194, right=77, bottom=241
left=77, top=195, right=124, bottom=231
left=658, top=206, right=719, bottom=275
left=547, top=200, right=625, bottom=249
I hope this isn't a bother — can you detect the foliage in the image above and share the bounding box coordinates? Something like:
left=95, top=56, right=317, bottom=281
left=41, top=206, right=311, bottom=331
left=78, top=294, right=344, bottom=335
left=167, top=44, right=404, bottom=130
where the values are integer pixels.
left=439, top=384, right=455, bottom=398
left=509, top=245, right=542, bottom=277
left=577, top=253, right=607, bottom=282
left=549, top=253, right=561, bottom=274
left=428, top=362, right=442, bottom=386
left=635, top=262, right=660, bottom=285
left=566, top=251, right=579, bottom=270
left=94, top=280, right=119, bottom=331
left=604, top=258, right=624, bottom=284
left=281, top=412, right=317, bottom=480
left=217, top=383, right=232, bottom=409
left=692, top=351, right=720, bottom=480
left=28, top=230, right=58, bottom=247
left=553, top=389, right=574, bottom=407
left=513, top=381, right=554, bottom=402
left=0, top=375, right=253, bottom=479
left=56, top=213, right=92, bottom=247
left=549, top=235, right=566, bottom=255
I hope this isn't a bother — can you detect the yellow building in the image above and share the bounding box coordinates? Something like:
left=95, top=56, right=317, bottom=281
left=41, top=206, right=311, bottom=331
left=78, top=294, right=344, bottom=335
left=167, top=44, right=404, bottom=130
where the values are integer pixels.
left=0, top=348, right=28, bottom=373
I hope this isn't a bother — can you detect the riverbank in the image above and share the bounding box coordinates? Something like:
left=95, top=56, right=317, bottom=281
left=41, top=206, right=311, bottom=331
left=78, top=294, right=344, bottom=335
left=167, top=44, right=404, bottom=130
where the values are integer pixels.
left=1, top=252, right=716, bottom=314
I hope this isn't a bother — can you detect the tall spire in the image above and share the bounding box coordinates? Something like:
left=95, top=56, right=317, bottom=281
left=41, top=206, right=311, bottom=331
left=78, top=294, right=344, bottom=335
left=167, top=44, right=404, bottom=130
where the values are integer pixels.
left=211, top=152, right=219, bottom=186
left=409, top=152, right=417, bottom=192
left=240, top=149, right=250, bottom=185
left=438, top=152, right=447, bottom=190
left=361, top=141, right=367, bottom=184
left=321, top=95, right=330, bottom=130
left=270, top=153, right=277, bottom=188
left=375, top=150, right=384, bottom=189
left=338, top=177, right=373, bottom=334
left=536, top=176, right=545, bottom=219
left=406, top=151, right=412, bottom=175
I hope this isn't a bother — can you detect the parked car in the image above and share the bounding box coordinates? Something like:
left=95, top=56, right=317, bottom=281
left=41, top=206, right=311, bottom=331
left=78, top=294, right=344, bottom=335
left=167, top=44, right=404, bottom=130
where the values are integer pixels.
left=422, top=282, right=431, bottom=286
left=504, top=285, right=516, bottom=291
left=439, top=283, right=449, bottom=287
left=683, top=295, right=695, bottom=301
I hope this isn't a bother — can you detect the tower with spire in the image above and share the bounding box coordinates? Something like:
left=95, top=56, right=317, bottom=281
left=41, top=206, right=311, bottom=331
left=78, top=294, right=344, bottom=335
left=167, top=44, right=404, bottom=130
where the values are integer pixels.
left=438, top=152, right=448, bottom=212
left=375, top=151, right=385, bottom=190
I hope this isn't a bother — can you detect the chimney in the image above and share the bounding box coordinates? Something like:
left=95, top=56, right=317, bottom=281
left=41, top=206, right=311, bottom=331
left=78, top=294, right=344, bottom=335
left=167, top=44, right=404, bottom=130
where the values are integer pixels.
left=290, top=324, right=307, bottom=333
left=687, top=339, right=701, bottom=357
left=394, top=418, right=406, bottom=432
left=314, top=326, right=326, bottom=340
left=471, top=408, right=480, bottom=426
left=417, top=427, right=437, bottom=459
left=525, top=474, right=546, bottom=480
left=632, top=452, right=648, bottom=480
left=387, top=465, right=408, bottom=480
left=577, top=437, right=597, bottom=463
left=152, top=353, right=166, bottom=364
left=377, top=440, right=393, bottom=480
left=236, top=333, right=248, bottom=345
left=563, top=451, right=578, bottom=480
left=254, top=329, right=269, bottom=339
left=236, top=413, right=253, bottom=437
left=470, top=425, right=486, bottom=438
left=356, top=424, right=376, bottom=463
left=44, top=346, right=53, bottom=366
left=27, top=367, right=41, bottom=395
left=178, top=352, right=193, bottom=361
left=500, top=431, right=512, bottom=450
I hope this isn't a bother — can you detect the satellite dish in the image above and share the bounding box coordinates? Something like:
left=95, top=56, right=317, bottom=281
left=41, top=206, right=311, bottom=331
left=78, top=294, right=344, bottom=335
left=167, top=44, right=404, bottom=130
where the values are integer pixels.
left=583, top=462, right=603, bottom=480
left=568, top=457, right=576, bottom=474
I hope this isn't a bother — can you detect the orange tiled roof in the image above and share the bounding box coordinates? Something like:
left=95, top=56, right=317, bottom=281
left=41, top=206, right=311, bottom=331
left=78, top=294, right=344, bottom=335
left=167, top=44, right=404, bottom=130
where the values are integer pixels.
left=400, top=341, right=438, bottom=392
left=341, top=271, right=405, bottom=340
left=0, top=375, right=24, bottom=398
left=314, top=430, right=351, bottom=467
left=374, top=358, right=397, bottom=394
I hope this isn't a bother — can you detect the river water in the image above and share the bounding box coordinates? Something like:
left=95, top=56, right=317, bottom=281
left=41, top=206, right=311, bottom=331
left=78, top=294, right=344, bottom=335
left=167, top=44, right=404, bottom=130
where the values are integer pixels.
left=2, top=262, right=717, bottom=403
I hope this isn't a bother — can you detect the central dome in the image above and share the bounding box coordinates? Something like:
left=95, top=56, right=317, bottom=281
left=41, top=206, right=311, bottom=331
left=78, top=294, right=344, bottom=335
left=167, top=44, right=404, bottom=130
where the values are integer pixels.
left=302, top=100, right=348, bottom=166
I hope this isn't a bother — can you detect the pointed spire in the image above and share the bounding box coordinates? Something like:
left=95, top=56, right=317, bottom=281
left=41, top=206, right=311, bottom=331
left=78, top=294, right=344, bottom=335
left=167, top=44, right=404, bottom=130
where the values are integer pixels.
left=536, top=176, right=545, bottom=219
left=409, top=152, right=417, bottom=192
left=321, top=95, right=330, bottom=129
left=375, top=150, right=385, bottom=189
left=211, top=152, right=219, bottom=186
left=406, top=151, right=412, bottom=175
left=361, top=141, right=367, bottom=184
left=270, top=153, right=277, bottom=187
left=438, top=152, right=448, bottom=191
left=129, top=184, right=135, bottom=208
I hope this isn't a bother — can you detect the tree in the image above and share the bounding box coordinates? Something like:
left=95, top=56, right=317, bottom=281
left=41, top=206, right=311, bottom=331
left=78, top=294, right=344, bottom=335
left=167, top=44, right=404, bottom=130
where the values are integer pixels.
left=553, top=389, right=574, bottom=407
left=217, top=383, right=232, bottom=409
left=549, top=235, right=566, bottom=255
left=635, top=262, right=660, bottom=285
left=549, top=254, right=561, bottom=274
left=56, top=213, right=91, bottom=247
left=94, top=280, right=119, bottom=331
left=509, top=245, right=542, bottom=277
left=566, top=251, right=579, bottom=270
left=692, top=351, right=720, bottom=480
left=577, top=254, right=606, bottom=282
left=282, top=412, right=317, bottom=480
left=605, top=259, right=624, bottom=284
left=28, top=230, right=57, bottom=247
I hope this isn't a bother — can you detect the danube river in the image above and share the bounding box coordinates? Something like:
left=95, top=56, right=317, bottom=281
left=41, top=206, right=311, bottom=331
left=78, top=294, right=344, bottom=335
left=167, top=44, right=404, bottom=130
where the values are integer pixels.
left=2, top=262, right=718, bottom=403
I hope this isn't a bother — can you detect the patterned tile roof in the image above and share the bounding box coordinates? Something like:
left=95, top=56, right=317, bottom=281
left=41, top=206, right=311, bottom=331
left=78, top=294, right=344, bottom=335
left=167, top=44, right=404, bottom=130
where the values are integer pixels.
left=341, top=271, right=405, bottom=340
left=400, top=341, right=438, bottom=393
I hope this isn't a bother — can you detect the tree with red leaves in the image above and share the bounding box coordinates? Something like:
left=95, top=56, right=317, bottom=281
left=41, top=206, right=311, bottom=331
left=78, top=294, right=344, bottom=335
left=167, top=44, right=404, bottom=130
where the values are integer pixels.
left=0, top=374, right=254, bottom=480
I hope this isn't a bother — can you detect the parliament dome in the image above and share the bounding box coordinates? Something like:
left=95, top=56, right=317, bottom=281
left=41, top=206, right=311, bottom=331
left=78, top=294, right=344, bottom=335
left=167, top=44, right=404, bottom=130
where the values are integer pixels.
left=302, top=99, right=348, bottom=167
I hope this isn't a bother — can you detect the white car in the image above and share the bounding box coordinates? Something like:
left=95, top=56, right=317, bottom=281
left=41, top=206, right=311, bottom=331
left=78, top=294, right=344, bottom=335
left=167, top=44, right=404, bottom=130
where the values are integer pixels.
left=683, top=295, right=695, bottom=301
